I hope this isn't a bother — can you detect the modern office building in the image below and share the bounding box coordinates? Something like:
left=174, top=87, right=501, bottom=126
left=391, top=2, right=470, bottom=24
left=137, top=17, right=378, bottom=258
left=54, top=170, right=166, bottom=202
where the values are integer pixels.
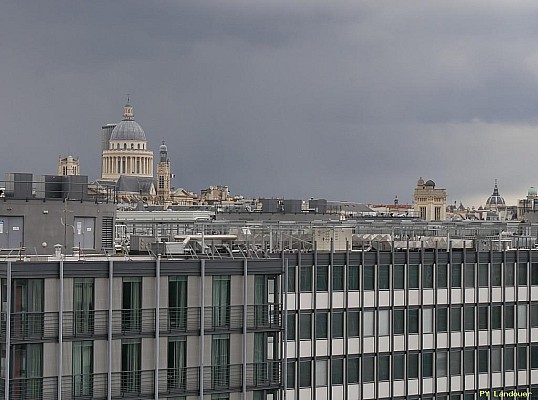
left=0, top=255, right=283, bottom=400
left=2, top=210, right=538, bottom=399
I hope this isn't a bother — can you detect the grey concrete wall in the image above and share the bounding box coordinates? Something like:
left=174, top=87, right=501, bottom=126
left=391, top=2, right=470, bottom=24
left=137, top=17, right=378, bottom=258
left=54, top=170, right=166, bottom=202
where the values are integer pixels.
left=0, top=199, right=115, bottom=254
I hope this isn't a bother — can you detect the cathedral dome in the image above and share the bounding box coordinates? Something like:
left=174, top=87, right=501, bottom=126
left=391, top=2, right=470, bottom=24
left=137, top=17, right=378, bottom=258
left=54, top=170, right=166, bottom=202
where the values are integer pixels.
left=425, top=180, right=435, bottom=187
left=110, top=103, right=147, bottom=141
left=486, top=181, right=505, bottom=207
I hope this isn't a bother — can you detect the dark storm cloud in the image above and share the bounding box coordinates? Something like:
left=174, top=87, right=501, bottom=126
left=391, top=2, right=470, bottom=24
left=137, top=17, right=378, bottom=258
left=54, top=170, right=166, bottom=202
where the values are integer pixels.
left=1, top=1, right=537, bottom=206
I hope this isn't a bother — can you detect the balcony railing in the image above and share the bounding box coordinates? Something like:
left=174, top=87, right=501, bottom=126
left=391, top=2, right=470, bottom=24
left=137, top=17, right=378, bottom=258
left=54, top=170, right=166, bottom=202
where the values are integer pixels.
left=157, top=367, right=200, bottom=395
left=10, top=312, right=58, bottom=341
left=204, top=306, right=243, bottom=332
left=248, top=304, right=282, bottom=331
left=9, top=376, right=57, bottom=400
left=61, top=373, right=108, bottom=399
left=1, top=363, right=281, bottom=400
left=0, top=304, right=281, bottom=341
left=203, top=364, right=243, bottom=392
left=63, top=310, right=108, bottom=338
left=159, top=307, right=201, bottom=334
left=111, top=309, right=155, bottom=336
left=245, top=361, right=281, bottom=389
left=111, top=370, right=155, bottom=398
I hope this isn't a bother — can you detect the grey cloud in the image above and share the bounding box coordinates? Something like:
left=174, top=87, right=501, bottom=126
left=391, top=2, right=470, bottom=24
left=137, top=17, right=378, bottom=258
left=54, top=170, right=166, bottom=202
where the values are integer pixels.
left=1, top=1, right=537, bottom=207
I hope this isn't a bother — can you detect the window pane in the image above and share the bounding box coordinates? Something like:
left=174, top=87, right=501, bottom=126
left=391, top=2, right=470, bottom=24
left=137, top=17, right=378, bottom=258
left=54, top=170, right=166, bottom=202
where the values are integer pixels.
left=423, top=265, right=433, bottom=288
left=347, top=311, right=359, bottom=337
left=300, top=313, right=312, bottom=340
left=478, top=264, right=488, bottom=287
left=287, top=266, right=296, bottom=293
left=394, top=265, right=405, bottom=290
left=316, top=312, right=328, bottom=339
left=451, top=306, right=461, bottom=332
left=437, top=264, right=447, bottom=288
left=531, top=304, right=538, bottom=328
left=378, top=355, right=389, bottom=381
left=332, top=312, right=344, bottom=338
left=465, top=264, right=475, bottom=288
left=332, top=266, right=344, bottom=291
left=393, top=309, right=404, bottom=335
left=532, top=264, right=538, bottom=286
left=518, top=304, right=527, bottom=329
left=479, top=306, right=489, bottom=330
left=347, top=358, right=359, bottom=383
left=437, top=307, right=448, bottom=332
left=464, top=349, right=474, bottom=374
left=505, top=347, right=514, bottom=371
left=362, top=356, right=374, bottom=382
left=450, top=350, right=461, bottom=376
left=379, top=310, right=390, bottom=336
left=408, top=309, right=419, bottom=334
left=287, top=314, right=296, bottom=341
left=315, top=360, right=327, bottom=387
left=491, top=305, right=502, bottom=330
left=300, top=266, right=312, bottom=292
left=316, top=266, right=328, bottom=292
left=437, top=351, right=448, bottom=377
left=519, top=263, right=528, bottom=286
left=505, top=263, right=515, bottom=286
left=379, top=265, right=389, bottom=290
left=299, top=361, right=311, bottom=387
left=451, top=264, right=461, bottom=288
left=364, top=266, right=374, bottom=290
left=505, top=305, right=515, bottom=329
left=518, top=346, right=527, bottom=370
left=408, top=353, right=419, bottom=379
left=422, top=352, right=433, bottom=378
left=423, top=308, right=433, bottom=334
left=531, top=345, right=538, bottom=369
left=491, top=348, right=501, bottom=372
left=332, top=359, right=344, bottom=385
left=491, top=264, right=502, bottom=286
left=348, top=266, right=359, bottom=290
left=408, top=265, right=419, bottom=289
left=478, top=349, right=488, bottom=373
left=286, top=361, right=295, bottom=388
left=464, top=306, right=474, bottom=331
left=364, top=311, right=375, bottom=337
left=393, top=353, right=405, bottom=380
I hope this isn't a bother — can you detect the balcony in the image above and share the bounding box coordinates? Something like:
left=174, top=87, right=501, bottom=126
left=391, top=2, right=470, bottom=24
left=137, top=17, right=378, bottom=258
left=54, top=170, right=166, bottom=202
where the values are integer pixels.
left=0, top=304, right=281, bottom=341
left=111, top=309, right=155, bottom=336
left=61, top=373, right=108, bottom=399
left=0, top=363, right=281, bottom=400
left=204, top=305, right=282, bottom=332
left=63, top=310, right=108, bottom=339
left=9, top=376, right=57, bottom=400
left=10, top=312, right=58, bottom=341
left=159, top=307, right=201, bottom=334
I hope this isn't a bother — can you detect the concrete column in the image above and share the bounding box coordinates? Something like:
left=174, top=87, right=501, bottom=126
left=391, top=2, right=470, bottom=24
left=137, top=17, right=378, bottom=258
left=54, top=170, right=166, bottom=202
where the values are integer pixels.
left=58, top=260, right=64, bottom=400
left=5, top=262, right=12, bottom=400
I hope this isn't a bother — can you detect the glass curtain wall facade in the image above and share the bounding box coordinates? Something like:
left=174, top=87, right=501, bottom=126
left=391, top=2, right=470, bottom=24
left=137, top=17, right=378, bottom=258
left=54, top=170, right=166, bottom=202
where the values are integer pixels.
left=284, top=248, right=538, bottom=399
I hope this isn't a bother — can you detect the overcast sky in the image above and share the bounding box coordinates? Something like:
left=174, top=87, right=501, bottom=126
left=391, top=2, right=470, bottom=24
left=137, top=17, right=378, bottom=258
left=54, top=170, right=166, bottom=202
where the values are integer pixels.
left=1, top=1, right=538, bottom=206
